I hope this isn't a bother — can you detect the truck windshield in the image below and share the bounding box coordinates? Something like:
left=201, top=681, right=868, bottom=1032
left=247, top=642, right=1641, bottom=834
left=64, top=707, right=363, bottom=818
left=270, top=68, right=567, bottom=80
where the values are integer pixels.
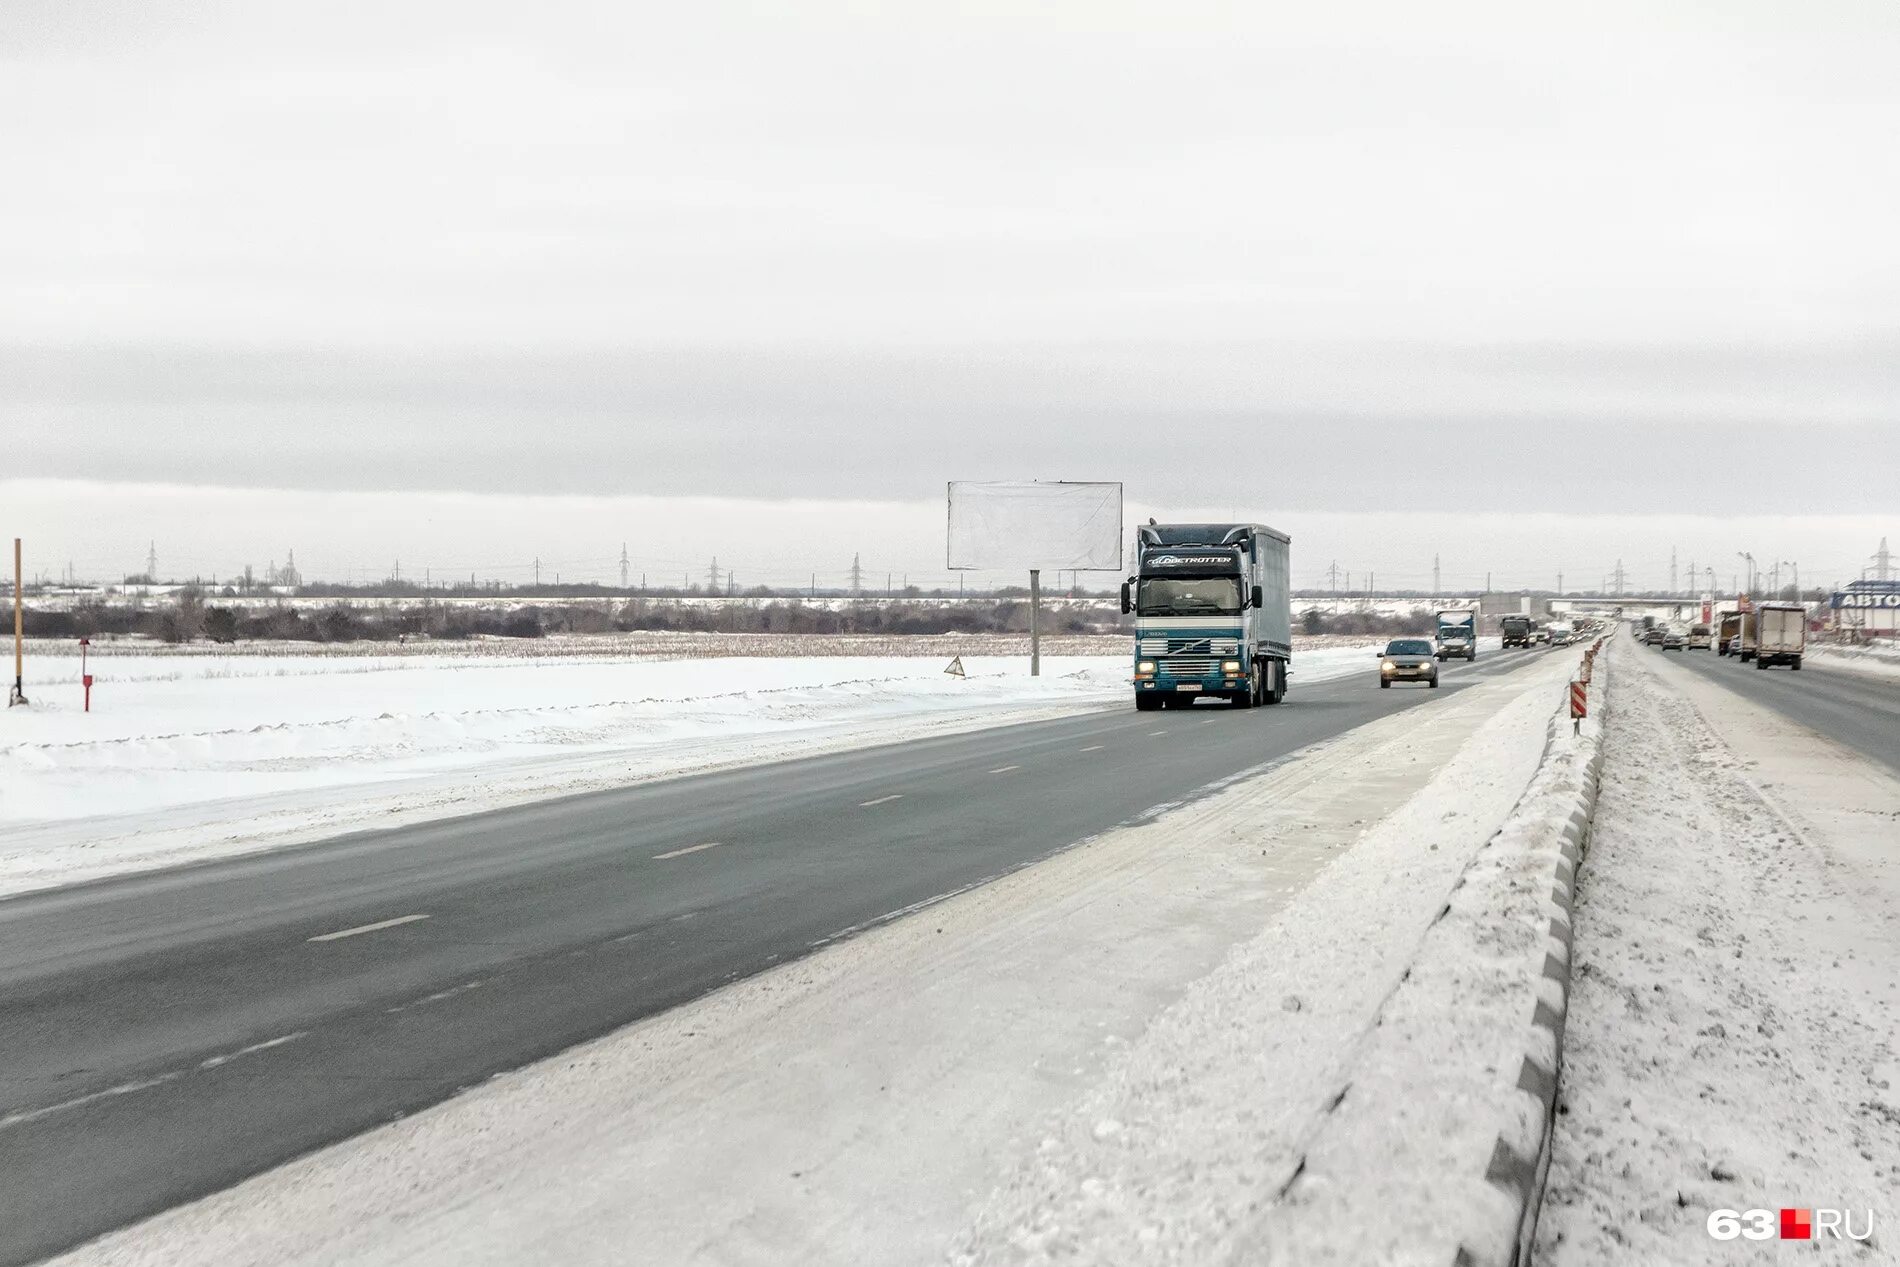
left=1137, top=576, right=1241, bottom=616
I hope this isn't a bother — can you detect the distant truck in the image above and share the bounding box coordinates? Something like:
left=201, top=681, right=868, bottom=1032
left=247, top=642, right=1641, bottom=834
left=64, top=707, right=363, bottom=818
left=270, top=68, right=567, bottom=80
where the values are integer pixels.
left=1753, top=602, right=1806, bottom=670
left=1123, top=523, right=1292, bottom=710
left=1737, top=610, right=1758, bottom=661
left=1715, top=610, right=1742, bottom=656
left=1500, top=614, right=1534, bottom=648
left=1434, top=607, right=1478, bottom=660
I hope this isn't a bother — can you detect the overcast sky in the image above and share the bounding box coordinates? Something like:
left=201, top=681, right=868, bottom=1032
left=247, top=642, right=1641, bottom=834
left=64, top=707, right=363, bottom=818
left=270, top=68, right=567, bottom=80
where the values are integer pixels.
left=3, top=1, right=1895, bottom=588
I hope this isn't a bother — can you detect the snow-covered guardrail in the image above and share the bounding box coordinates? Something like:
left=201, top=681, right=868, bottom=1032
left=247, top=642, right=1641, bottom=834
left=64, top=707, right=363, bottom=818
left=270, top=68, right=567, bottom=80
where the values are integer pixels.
left=1252, top=634, right=1613, bottom=1266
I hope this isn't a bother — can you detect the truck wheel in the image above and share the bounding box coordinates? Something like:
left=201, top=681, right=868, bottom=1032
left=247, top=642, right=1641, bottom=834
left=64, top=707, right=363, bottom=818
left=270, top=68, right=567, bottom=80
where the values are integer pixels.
left=1756, top=656, right=1767, bottom=669
left=1791, top=657, right=1802, bottom=671
left=1136, top=693, right=1163, bottom=711
left=1264, top=662, right=1285, bottom=705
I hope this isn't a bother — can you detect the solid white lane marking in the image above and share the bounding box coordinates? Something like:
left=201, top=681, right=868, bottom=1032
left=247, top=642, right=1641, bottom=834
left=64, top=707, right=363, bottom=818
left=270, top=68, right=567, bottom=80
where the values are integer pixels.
left=988, top=765, right=1021, bottom=774
left=653, top=842, right=721, bottom=860
left=859, top=794, right=904, bottom=807
left=1079, top=745, right=1105, bottom=752
left=308, top=913, right=431, bottom=943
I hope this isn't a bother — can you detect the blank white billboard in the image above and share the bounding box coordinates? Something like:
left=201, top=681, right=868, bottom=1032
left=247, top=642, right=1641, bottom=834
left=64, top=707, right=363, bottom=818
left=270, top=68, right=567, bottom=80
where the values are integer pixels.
left=946, top=481, right=1124, bottom=571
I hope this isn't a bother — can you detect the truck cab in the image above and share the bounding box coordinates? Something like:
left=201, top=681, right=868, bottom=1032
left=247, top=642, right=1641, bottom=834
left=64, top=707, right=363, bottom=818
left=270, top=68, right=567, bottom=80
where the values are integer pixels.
left=1123, top=523, right=1292, bottom=711
left=1500, top=614, right=1533, bottom=648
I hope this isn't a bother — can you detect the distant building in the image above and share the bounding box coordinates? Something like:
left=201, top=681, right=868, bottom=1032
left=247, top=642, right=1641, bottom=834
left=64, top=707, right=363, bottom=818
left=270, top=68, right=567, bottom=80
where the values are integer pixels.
left=1829, top=579, right=1900, bottom=637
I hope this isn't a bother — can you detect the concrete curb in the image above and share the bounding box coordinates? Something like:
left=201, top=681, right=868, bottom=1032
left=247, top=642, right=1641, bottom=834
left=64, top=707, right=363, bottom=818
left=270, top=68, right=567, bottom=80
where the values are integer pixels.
left=1461, top=641, right=1610, bottom=1267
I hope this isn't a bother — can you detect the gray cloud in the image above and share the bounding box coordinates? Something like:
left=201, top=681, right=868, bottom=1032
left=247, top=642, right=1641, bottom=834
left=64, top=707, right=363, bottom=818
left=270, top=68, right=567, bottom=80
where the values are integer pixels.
left=6, top=339, right=1897, bottom=511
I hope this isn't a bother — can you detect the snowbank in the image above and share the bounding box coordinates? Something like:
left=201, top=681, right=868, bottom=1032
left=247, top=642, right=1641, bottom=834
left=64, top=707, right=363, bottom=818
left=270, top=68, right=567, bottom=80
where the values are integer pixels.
left=1804, top=639, right=1900, bottom=680
left=1255, top=635, right=1609, bottom=1266
left=0, top=643, right=1375, bottom=895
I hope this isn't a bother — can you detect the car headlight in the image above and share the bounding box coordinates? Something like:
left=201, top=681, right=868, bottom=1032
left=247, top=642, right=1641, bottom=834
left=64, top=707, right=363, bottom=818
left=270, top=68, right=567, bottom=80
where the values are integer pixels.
left=1381, top=659, right=1396, bottom=671
left=1137, top=660, right=1156, bottom=673
left=1221, top=659, right=1242, bottom=674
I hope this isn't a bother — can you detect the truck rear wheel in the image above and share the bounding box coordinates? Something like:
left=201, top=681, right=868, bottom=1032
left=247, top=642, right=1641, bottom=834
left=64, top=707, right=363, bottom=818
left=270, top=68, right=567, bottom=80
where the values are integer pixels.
left=1792, top=657, right=1802, bottom=670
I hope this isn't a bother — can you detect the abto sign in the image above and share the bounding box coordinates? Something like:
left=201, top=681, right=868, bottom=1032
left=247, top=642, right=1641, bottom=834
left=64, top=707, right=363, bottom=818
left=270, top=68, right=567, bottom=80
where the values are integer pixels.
left=1832, top=591, right=1900, bottom=609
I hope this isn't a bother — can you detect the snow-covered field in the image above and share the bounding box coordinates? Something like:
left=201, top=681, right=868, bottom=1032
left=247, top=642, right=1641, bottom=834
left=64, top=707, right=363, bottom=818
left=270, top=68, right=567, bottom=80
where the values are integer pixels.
left=1538, top=639, right=1900, bottom=1263
left=0, top=637, right=1375, bottom=894
left=51, top=644, right=1580, bottom=1266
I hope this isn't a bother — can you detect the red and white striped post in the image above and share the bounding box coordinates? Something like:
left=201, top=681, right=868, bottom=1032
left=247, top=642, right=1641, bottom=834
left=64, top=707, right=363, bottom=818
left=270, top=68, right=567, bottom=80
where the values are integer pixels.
left=1569, top=679, right=1587, bottom=734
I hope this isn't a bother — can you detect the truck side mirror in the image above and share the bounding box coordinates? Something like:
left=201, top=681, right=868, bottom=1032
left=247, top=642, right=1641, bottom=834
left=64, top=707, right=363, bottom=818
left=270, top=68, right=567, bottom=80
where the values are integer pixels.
left=1120, top=580, right=1133, bottom=614
left=1251, top=585, right=1264, bottom=609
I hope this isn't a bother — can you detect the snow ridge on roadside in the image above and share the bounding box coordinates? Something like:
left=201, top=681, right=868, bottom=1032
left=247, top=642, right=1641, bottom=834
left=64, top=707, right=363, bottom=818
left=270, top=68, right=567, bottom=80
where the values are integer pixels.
left=1252, top=637, right=1609, bottom=1267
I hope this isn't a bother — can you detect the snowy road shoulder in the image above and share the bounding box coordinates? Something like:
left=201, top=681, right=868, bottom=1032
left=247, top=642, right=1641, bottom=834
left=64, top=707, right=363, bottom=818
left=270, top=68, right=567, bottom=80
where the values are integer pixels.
left=1537, top=638, right=1900, bottom=1264
left=50, top=652, right=1570, bottom=1267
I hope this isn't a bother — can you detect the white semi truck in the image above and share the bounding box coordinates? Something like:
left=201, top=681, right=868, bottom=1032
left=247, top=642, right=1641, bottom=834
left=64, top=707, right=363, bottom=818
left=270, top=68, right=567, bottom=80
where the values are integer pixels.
left=1122, top=523, right=1292, bottom=710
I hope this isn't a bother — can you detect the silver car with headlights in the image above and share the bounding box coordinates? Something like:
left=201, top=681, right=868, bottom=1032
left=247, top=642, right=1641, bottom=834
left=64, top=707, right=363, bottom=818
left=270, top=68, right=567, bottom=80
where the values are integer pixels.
left=1378, top=638, right=1440, bottom=689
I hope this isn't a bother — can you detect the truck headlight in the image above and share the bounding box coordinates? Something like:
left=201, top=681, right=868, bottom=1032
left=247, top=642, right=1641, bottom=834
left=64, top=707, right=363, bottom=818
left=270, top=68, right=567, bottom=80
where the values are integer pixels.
left=1137, top=660, right=1157, bottom=673
left=1221, top=659, right=1242, bottom=675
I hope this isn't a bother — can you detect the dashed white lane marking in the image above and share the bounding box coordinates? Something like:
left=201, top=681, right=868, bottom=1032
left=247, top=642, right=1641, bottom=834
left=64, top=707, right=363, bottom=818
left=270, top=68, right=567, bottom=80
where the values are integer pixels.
left=1079, top=745, right=1105, bottom=752
left=1148, top=729, right=1169, bottom=736
left=859, top=794, right=904, bottom=807
left=1, top=1030, right=312, bottom=1132
left=307, top=913, right=431, bottom=943
left=653, top=842, right=721, bottom=860
left=198, top=1031, right=309, bottom=1070
left=0, top=1074, right=182, bottom=1132
left=988, top=765, right=1021, bottom=774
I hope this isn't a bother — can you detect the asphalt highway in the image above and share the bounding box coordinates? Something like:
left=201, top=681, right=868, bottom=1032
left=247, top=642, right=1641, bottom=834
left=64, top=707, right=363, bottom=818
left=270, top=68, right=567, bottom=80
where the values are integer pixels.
left=1658, top=645, right=1900, bottom=774
left=0, top=645, right=1559, bottom=1265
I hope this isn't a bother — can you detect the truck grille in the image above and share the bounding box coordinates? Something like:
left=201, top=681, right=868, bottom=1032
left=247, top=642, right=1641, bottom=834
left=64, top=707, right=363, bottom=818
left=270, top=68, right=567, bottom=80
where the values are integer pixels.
left=1139, top=637, right=1239, bottom=656
left=1160, top=656, right=1222, bottom=677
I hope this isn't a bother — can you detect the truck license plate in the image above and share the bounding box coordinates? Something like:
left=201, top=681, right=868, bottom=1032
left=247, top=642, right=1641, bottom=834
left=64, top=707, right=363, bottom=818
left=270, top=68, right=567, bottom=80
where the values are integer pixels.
left=1177, top=684, right=1202, bottom=692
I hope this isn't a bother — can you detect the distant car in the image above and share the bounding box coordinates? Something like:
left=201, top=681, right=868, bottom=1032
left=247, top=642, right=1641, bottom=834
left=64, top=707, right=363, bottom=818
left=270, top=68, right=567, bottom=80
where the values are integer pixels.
left=1725, top=635, right=1743, bottom=656
left=1379, top=638, right=1440, bottom=689
left=1687, top=624, right=1712, bottom=650
left=1661, top=630, right=1685, bottom=651
left=1643, top=627, right=1665, bottom=646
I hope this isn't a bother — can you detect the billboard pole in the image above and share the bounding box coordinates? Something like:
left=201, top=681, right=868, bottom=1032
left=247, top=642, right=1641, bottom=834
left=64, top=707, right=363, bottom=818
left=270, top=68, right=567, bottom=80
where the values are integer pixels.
left=10, top=538, right=25, bottom=707
left=1029, top=569, right=1041, bottom=677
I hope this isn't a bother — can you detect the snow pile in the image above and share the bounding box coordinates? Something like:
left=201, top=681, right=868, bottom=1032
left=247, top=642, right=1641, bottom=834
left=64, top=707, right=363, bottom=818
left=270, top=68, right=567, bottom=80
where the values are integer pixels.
left=1805, top=639, right=1900, bottom=679
left=0, top=644, right=1376, bottom=894
left=1251, top=638, right=1608, bottom=1266
left=1537, top=637, right=1900, bottom=1263
left=948, top=651, right=1581, bottom=1264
